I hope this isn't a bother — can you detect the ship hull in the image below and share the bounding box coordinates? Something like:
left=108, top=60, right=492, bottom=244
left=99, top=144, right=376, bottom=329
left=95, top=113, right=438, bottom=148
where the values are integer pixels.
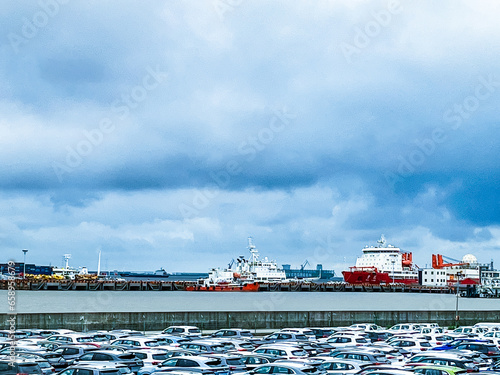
left=185, top=282, right=260, bottom=292
left=342, top=270, right=418, bottom=285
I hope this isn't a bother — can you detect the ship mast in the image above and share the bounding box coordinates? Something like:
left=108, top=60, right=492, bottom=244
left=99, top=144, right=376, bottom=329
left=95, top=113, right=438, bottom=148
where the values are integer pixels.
left=248, top=237, right=259, bottom=265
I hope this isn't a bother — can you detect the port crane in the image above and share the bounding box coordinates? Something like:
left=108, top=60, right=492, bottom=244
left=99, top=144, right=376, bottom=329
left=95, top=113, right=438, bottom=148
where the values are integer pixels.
left=432, top=254, right=469, bottom=269
left=300, top=260, right=310, bottom=270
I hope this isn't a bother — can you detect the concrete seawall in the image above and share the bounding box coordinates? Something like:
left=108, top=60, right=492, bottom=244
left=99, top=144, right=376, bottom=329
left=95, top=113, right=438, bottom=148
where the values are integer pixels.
left=3, top=310, right=500, bottom=331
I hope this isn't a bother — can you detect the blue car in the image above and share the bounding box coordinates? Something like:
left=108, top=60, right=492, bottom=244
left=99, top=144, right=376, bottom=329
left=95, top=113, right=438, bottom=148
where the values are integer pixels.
left=432, top=338, right=490, bottom=351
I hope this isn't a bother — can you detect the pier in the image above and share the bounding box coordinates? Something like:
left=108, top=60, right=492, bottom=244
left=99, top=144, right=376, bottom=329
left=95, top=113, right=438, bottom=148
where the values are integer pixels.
left=1, top=279, right=464, bottom=294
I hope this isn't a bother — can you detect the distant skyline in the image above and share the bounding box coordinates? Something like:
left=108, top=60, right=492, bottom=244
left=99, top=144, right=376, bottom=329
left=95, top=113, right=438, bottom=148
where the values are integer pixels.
left=1, top=1, right=499, bottom=275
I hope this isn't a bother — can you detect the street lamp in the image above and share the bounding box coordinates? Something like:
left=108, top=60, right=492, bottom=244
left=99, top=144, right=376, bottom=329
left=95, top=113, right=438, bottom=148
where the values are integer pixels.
left=455, top=271, right=462, bottom=329
left=22, top=249, right=28, bottom=278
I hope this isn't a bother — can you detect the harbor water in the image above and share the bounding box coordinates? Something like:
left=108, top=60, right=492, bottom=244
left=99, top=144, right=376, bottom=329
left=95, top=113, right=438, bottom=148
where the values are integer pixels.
left=2, top=291, right=500, bottom=314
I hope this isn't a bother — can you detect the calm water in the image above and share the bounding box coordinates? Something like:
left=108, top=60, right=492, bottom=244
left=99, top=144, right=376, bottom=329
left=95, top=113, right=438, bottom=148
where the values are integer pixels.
left=2, top=291, right=500, bottom=314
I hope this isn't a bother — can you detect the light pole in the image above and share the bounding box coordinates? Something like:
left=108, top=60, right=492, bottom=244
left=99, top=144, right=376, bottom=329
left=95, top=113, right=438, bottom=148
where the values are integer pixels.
left=455, top=272, right=462, bottom=329
left=22, top=249, right=28, bottom=278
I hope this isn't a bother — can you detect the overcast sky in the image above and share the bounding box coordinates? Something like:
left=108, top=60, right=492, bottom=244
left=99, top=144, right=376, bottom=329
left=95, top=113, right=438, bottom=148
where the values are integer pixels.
left=1, top=0, right=499, bottom=274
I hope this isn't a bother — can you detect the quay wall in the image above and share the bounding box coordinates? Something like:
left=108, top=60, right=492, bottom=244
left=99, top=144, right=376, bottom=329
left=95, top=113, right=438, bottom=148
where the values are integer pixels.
left=3, top=310, right=500, bottom=331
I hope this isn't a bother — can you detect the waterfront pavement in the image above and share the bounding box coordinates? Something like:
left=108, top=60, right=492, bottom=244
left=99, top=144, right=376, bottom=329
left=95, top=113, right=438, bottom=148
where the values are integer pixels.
left=2, top=291, right=500, bottom=314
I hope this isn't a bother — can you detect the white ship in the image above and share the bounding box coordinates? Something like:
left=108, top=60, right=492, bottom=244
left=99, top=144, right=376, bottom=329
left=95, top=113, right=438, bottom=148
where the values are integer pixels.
left=198, top=237, right=287, bottom=287
left=52, top=254, right=88, bottom=279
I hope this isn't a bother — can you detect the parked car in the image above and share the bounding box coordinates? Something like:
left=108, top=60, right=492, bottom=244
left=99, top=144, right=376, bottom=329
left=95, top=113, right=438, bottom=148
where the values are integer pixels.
left=453, top=342, right=500, bottom=360
left=279, top=329, right=316, bottom=341
left=179, top=341, right=228, bottom=354
left=3, top=355, right=54, bottom=375
left=245, top=362, right=325, bottom=375
left=150, top=336, right=190, bottom=348
left=389, top=339, right=432, bottom=353
left=210, top=329, right=253, bottom=340
left=140, top=355, right=229, bottom=375
left=257, top=333, right=310, bottom=345
left=318, top=359, right=369, bottom=374
left=45, top=335, right=96, bottom=345
left=305, top=328, right=335, bottom=340
left=204, top=354, right=246, bottom=373
left=53, top=345, right=100, bottom=361
left=109, top=338, right=160, bottom=349
left=128, top=350, right=170, bottom=366
left=328, top=350, right=391, bottom=364
left=406, top=353, right=479, bottom=372
left=56, top=364, right=124, bottom=375
left=0, top=358, right=43, bottom=375
left=253, top=345, right=308, bottom=359
left=161, top=327, right=202, bottom=338
left=412, top=365, right=467, bottom=375
left=325, top=335, right=370, bottom=349
left=238, top=354, right=278, bottom=370
left=71, top=350, right=144, bottom=373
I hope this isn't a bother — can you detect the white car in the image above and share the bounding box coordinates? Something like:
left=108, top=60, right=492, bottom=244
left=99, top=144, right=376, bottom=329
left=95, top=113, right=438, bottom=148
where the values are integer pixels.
left=386, top=324, right=420, bottom=335
left=128, top=349, right=170, bottom=366
left=349, top=324, right=381, bottom=332
left=253, top=344, right=309, bottom=359
left=325, top=335, right=370, bottom=349
left=388, top=338, right=432, bottom=353
left=319, top=359, right=370, bottom=374
left=110, top=337, right=160, bottom=349
left=45, top=333, right=96, bottom=344
left=161, top=326, right=202, bottom=338
left=280, top=328, right=316, bottom=341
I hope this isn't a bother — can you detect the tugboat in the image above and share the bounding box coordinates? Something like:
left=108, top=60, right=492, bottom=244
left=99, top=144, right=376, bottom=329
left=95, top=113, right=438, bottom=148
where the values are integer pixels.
left=342, top=236, right=419, bottom=285
left=186, top=237, right=287, bottom=291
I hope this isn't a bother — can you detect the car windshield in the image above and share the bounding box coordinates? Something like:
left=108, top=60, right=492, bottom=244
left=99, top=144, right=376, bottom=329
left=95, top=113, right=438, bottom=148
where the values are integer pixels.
left=100, top=371, right=121, bottom=375
left=295, top=335, right=308, bottom=340
left=227, top=359, right=244, bottom=365
left=212, top=346, right=225, bottom=352
left=118, top=354, right=136, bottom=359
left=77, top=338, right=94, bottom=342
left=144, top=341, right=159, bottom=347
left=206, top=360, right=222, bottom=367
left=241, top=332, right=252, bottom=337
left=189, top=329, right=201, bottom=333
left=152, top=354, right=168, bottom=360
left=301, top=367, right=318, bottom=373
left=18, top=364, right=42, bottom=374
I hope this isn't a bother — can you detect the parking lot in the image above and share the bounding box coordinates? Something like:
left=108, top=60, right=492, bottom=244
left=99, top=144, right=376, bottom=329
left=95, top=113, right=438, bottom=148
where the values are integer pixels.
left=2, top=322, right=500, bottom=375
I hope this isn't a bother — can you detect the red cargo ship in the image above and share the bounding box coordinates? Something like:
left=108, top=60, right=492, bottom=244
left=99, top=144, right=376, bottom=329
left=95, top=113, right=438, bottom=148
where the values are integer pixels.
left=342, top=236, right=419, bottom=285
